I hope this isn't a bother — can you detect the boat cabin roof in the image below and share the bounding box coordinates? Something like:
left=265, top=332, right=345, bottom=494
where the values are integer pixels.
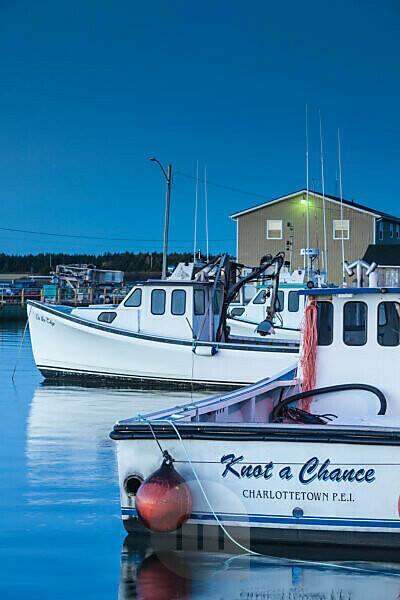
left=133, top=280, right=221, bottom=287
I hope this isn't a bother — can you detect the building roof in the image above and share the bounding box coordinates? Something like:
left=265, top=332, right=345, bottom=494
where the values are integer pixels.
left=230, top=189, right=400, bottom=222
left=363, top=244, right=400, bottom=266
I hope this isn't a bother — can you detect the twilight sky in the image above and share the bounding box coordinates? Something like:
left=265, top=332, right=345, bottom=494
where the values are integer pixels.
left=0, top=0, right=399, bottom=256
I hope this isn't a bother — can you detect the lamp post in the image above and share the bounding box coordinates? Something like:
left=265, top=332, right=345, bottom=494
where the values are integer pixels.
left=149, top=157, right=172, bottom=279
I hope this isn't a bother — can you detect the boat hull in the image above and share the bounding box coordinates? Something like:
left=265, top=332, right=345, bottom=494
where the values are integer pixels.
left=113, top=426, right=400, bottom=549
left=27, top=301, right=298, bottom=388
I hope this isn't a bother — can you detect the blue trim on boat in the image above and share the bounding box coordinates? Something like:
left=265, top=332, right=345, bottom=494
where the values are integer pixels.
left=298, top=287, right=400, bottom=296
left=121, top=507, right=400, bottom=529
left=27, top=300, right=299, bottom=353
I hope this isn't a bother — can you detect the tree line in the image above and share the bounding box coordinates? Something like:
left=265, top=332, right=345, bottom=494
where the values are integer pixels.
left=0, top=252, right=217, bottom=277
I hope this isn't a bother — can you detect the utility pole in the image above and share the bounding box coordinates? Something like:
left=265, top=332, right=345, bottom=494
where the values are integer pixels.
left=149, top=158, right=172, bottom=279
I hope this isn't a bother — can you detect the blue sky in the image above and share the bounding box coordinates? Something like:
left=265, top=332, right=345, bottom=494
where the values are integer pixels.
left=0, top=0, right=399, bottom=256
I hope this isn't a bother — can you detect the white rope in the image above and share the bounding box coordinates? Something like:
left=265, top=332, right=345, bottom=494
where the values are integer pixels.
left=139, top=416, right=400, bottom=577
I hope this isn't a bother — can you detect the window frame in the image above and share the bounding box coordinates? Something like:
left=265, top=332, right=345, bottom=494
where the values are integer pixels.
left=288, top=290, right=299, bottom=313
left=333, top=219, right=350, bottom=240
left=377, top=301, right=400, bottom=347
left=151, top=289, right=166, bottom=315
left=343, top=301, right=368, bottom=347
left=253, top=289, right=268, bottom=305
left=171, top=289, right=186, bottom=316
left=124, top=288, right=142, bottom=308
left=316, top=301, right=334, bottom=346
left=194, top=288, right=205, bottom=316
left=265, top=219, right=283, bottom=240
left=97, top=311, right=117, bottom=324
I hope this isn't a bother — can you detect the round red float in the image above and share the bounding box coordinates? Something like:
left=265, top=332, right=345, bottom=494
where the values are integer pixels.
left=135, top=456, right=192, bottom=532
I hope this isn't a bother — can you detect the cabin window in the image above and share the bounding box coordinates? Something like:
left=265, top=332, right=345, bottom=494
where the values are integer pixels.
left=333, top=219, right=350, bottom=240
left=151, top=289, right=166, bottom=315
left=396, top=224, right=400, bottom=239
left=288, top=291, right=299, bottom=312
left=378, top=302, right=400, bottom=346
left=316, top=301, right=333, bottom=346
left=194, top=289, right=205, bottom=315
left=97, top=311, right=117, bottom=324
left=275, top=290, right=284, bottom=312
left=213, top=289, right=223, bottom=315
left=390, top=223, right=394, bottom=239
left=265, top=219, right=283, bottom=240
left=124, top=288, right=142, bottom=307
left=171, top=289, right=186, bottom=315
left=343, top=301, right=367, bottom=346
left=253, top=289, right=268, bottom=304
left=378, top=221, right=384, bottom=241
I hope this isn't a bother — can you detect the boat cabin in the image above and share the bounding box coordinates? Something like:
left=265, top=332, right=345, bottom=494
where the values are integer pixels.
left=71, top=280, right=225, bottom=342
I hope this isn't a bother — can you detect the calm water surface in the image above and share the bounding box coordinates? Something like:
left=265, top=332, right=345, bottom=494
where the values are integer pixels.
left=1, top=323, right=400, bottom=599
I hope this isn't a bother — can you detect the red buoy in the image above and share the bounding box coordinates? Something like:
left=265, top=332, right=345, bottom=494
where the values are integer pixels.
left=135, top=454, right=192, bottom=532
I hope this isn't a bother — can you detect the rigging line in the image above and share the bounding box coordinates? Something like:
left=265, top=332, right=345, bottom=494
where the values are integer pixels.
left=174, top=171, right=267, bottom=200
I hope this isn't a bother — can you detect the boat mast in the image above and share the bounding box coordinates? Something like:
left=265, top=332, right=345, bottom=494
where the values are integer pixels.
left=193, top=160, right=199, bottom=262
left=305, top=105, right=310, bottom=276
left=337, top=129, right=346, bottom=285
left=319, top=110, right=328, bottom=280
left=204, top=164, right=209, bottom=262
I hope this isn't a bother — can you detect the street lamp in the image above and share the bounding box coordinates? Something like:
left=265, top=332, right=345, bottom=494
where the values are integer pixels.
left=149, top=157, right=172, bottom=279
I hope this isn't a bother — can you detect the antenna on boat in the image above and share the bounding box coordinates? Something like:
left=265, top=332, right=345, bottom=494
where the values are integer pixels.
left=204, top=164, right=209, bottom=262
left=193, top=160, right=199, bottom=262
left=305, top=104, right=310, bottom=276
left=319, top=110, right=328, bottom=280
left=337, top=128, right=346, bottom=285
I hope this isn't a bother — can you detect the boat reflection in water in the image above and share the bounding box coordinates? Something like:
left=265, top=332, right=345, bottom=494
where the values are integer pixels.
left=25, top=383, right=207, bottom=509
left=120, top=534, right=400, bottom=600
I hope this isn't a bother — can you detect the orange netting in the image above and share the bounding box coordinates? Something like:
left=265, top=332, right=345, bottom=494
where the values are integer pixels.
left=299, top=300, right=318, bottom=411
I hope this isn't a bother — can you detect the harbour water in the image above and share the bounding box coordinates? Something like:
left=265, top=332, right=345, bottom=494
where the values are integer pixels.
left=1, top=323, right=400, bottom=599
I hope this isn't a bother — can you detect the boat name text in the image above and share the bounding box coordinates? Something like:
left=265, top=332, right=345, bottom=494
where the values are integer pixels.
left=220, top=454, right=376, bottom=484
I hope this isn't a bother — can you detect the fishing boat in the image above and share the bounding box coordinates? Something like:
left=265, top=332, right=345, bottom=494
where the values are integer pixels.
left=227, top=267, right=326, bottom=340
left=27, top=253, right=299, bottom=389
left=111, top=260, right=400, bottom=550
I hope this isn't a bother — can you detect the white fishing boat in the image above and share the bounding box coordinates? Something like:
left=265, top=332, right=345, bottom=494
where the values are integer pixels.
left=111, top=261, right=400, bottom=550
left=227, top=267, right=326, bottom=340
left=27, top=253, right=299, bottom=389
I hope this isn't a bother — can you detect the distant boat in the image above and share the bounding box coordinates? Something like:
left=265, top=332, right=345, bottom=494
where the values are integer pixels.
left=28, top=254, right=299, bottom=389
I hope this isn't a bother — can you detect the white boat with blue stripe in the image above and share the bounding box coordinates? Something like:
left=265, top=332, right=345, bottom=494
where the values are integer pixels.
left=27, top=254, right=299, bottom=389
left=111, top=261, right=400, bottom=550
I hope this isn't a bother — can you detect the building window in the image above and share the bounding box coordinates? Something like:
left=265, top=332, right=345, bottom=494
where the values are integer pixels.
left=378, top=302, right=400, bottom=346
left=265, top=220, right=283, bottom=240
left=378, top=221, right=384, bottom=241
left=396, top=224, right=400, bottom=239
left=288, top=291, right=299, bottom=312
left=151, top=289, right=166, bottom=315
left=194, top=288, right=205, bottom=315
left=343, top=301, right=367, bottom=346
left=333, top=219, right=350, bottom=240
left=390, top=223, right=394, bottom=239
left=316, top=302, right=333, bottom=346
left=124, top=288, right=142, bottom=307
left=171, top=289, right=186, bottom=315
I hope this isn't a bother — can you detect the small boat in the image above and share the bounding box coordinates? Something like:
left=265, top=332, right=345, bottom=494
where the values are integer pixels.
left=111, top=260, right=400, bottom=550
left=27, top=253, right=299, bottom=389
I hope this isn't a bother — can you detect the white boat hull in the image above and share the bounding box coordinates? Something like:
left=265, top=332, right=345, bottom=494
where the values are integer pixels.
left=114, top=426, right=400, bottom=548
left=27, top=301, right=298, bottom=388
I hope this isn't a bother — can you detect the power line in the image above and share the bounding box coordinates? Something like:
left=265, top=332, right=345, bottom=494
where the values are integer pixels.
left=0, top=226, right=231, bottom=242
left=174, top=170, right=267, bottom=200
